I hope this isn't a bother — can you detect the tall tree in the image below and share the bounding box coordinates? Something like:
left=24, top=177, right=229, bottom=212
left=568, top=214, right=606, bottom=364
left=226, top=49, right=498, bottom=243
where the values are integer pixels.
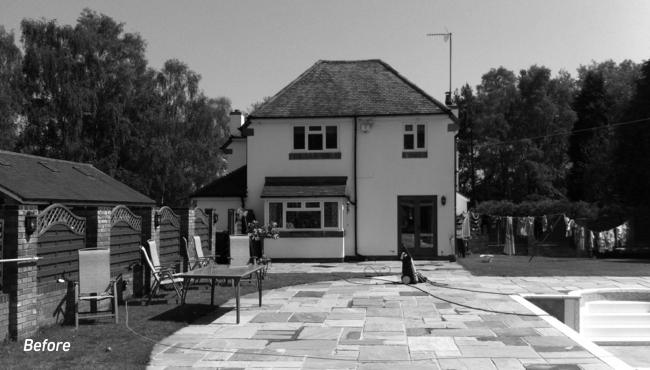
left=512, top=66, right=575, bottom=200
left=139, top=60, right=229, bottom=205
left=471, top=67, right=519, bottom=201
left=0, top=26, right=23, bottom=150
left=567, top=71, right=611, bottom=202
left=464, top=66, right=576, bottom=202
left=19, top=9, right=148, bottom=169
left=616, top=60, right=650, bottom=208
left=16, top=10, right=231, bottom=206
left=454, top=84, right=477, bottom=199
left=577, top=60, right=640, bottom=123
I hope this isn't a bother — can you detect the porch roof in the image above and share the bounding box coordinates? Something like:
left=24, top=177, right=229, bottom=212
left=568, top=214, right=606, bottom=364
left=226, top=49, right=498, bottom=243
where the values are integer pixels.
left=261, top=176, right=347, bottom=198
left=191, top=165, right=247, bottom=198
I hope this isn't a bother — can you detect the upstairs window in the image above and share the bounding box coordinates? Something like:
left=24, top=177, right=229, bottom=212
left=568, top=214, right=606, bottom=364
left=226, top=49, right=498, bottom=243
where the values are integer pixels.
left=404, top=124, right=426, bottom=151
left=293, top=124, right=338, bottom=151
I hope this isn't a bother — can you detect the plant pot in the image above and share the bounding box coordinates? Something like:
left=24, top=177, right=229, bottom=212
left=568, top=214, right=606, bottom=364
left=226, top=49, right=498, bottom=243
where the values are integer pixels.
left=250, top=238, right=264, bottom=259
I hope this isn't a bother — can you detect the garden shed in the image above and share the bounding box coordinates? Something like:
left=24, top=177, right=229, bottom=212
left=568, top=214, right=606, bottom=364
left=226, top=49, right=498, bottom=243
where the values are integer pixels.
left=0, top=150, right=156, bottom=340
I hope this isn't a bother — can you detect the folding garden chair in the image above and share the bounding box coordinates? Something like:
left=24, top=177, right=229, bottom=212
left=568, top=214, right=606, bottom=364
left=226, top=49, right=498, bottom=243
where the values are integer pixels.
left=192, top=235, right=217, bottom=267
left=75, top=248, right=118, bottom=329
left=224, top=237, right=270, bottom=286
left=141, top=242, right=183, bottom=304
left=183, top=236, right=208, bottom=271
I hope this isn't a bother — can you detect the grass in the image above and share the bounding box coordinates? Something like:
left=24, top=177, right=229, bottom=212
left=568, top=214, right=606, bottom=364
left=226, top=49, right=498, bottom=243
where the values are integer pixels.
left=0, top=272, right=374, bottom=370
left=457, top=254, right=650, bottom=276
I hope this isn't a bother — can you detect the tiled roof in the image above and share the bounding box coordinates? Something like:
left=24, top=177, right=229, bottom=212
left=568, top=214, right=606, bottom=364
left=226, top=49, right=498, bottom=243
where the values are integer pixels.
left=0, top=150, right=155, bottom=205
left=191, top=166, right=247, bottom=198
left=261, top=177, right=347, bottom=198
left=250, top=59, right=450, bottom=118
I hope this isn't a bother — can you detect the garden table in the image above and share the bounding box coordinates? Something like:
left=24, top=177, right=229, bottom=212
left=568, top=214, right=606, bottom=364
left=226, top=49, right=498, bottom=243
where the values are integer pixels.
left=176, top=264, right=265, bottom=323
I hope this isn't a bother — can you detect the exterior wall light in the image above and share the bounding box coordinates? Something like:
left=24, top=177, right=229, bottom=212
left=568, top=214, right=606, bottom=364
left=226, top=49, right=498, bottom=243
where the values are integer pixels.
left=154, top=212, right=161, bottom=227
left=441, top=196, right=447, bottom=206
left=25, top=211, right=37, bottom=235
left=359, top=118, right=374, bottom=133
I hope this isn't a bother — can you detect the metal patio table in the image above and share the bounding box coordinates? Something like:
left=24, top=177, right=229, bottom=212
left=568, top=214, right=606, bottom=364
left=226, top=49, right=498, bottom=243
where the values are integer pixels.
left=176, top=264, right=265, bottom=323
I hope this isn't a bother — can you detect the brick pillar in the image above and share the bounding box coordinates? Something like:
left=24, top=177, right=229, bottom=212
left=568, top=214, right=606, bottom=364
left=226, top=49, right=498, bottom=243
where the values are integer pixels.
left=188, top=208, right=195, bottom=247
left=83, top=207, right=111, bottom=250
left=153, top=207, right=160, bottom=254
left=205, top=208, right=215, bottom=257
left=6, top=205, right=39, bottom=340
left=97, top=207, right=111, bottom=249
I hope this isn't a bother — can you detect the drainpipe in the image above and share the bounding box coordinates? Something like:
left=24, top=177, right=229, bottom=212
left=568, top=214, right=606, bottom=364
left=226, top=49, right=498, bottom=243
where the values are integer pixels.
left=453, top=132, right=458, bottom=257
left=354, top=116, right=361, bottom=259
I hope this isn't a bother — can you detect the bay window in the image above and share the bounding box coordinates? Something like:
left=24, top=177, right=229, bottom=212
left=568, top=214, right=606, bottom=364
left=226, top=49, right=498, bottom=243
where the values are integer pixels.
left=268, top=200, right=340, bottom=230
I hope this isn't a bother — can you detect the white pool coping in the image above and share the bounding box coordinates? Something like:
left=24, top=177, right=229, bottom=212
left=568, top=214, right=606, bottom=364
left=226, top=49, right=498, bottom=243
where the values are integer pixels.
left=511, top=294, right=633, bottom=370
left=568, top=287, right=650, bottom=297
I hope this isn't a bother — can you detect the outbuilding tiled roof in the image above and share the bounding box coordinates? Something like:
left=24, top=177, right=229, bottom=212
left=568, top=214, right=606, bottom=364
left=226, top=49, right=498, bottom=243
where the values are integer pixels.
left=251, top=59, right=450, bottom=118
left=0, top=150, right=155, bottom=205
left=261, top=177, right=347, bottom=198
left=191, top=166, right=247, bottom=198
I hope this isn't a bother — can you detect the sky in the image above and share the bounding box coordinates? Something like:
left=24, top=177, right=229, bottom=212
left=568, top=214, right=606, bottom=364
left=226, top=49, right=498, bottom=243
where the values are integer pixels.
left=1, top=0, right=649, bottom=111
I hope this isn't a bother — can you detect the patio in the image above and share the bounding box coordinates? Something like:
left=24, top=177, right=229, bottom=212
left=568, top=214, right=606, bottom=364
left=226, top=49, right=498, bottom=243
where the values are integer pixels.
left=146, top=260, right=650, bottom=369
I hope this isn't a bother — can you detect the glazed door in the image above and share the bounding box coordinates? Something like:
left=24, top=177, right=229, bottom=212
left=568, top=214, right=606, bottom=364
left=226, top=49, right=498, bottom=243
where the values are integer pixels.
left=398, top=196, right=437, bottom=259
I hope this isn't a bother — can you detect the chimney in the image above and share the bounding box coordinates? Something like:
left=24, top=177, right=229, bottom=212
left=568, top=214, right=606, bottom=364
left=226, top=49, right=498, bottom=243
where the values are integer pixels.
left=228, top=110, right=244, bottom=137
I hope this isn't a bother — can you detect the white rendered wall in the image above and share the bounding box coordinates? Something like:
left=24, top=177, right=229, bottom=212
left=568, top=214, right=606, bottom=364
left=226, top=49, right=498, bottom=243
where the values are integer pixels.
left=265, top=237, right=345, bottom=259
left=246, top=117, right=356, bottom=257
left=193, top=197, right=242, bottom=233
left=227, top=139, right=247, bottom=172
left=356, top=115, right=456, bottom=257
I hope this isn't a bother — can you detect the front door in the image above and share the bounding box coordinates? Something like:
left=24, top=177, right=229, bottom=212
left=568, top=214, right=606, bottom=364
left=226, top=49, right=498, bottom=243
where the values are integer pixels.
left=398, top=196, right=437, bottom=259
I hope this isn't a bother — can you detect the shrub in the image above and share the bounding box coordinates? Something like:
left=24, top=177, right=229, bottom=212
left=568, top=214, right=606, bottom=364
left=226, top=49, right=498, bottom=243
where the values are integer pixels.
left=474, top=199, right=597, bottom=218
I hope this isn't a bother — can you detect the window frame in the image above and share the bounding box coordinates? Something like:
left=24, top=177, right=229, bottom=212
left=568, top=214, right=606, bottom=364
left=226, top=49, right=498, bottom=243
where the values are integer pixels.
left=266, top=199, right=342, bottom=231
left=292, top=123, right=339, bottom=152
left=403, top=123, right=426, bottom=151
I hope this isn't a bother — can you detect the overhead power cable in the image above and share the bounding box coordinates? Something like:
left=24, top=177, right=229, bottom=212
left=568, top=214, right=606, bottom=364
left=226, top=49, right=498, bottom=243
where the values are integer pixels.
left=467, top=116, right=650, bottom=148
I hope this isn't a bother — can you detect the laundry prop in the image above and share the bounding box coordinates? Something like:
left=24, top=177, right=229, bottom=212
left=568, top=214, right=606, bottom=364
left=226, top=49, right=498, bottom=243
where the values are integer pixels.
left=400, top=250, right=426, bottom=284
left=503, top=216, right=516, bottom=255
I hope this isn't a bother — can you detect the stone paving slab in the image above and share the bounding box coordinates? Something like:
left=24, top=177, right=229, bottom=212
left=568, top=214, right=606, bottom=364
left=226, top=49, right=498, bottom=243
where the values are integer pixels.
left=147, top=261, right=650, bottom=369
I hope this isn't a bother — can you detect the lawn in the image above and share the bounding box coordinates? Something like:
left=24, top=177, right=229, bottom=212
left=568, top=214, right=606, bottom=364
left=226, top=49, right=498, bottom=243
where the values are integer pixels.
left=457, top=254, right=650, bottom=276
left=0, top=272, right=374, bottom=370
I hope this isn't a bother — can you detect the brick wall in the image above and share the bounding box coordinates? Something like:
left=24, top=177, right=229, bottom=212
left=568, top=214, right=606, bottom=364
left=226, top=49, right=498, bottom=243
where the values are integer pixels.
left=80, top=207, right=111, bottom=249
left=97, top=207, right=111, bottom=249
left=0, top=293, right=9, bottom=341
left=37, top=283, right=72, bottom=327
left=12, top=205, right=39, bottom=340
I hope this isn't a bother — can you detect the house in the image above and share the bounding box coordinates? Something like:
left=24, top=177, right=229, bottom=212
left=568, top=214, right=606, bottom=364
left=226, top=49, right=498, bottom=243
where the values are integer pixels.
left=192, top=59, right=458, bottom=260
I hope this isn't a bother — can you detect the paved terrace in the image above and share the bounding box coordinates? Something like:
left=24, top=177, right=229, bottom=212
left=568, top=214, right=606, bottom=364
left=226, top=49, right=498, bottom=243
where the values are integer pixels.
left=147, top=261, right=650, bottom=369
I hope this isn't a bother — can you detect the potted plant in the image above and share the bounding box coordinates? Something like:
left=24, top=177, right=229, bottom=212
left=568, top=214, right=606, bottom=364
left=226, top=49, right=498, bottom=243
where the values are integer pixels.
left=247, top=220, right=280, bottom=260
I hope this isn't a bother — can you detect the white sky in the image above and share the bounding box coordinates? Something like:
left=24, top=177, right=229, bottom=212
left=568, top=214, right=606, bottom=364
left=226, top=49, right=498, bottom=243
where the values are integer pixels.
left=1, top=0, right=649, bottom=110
